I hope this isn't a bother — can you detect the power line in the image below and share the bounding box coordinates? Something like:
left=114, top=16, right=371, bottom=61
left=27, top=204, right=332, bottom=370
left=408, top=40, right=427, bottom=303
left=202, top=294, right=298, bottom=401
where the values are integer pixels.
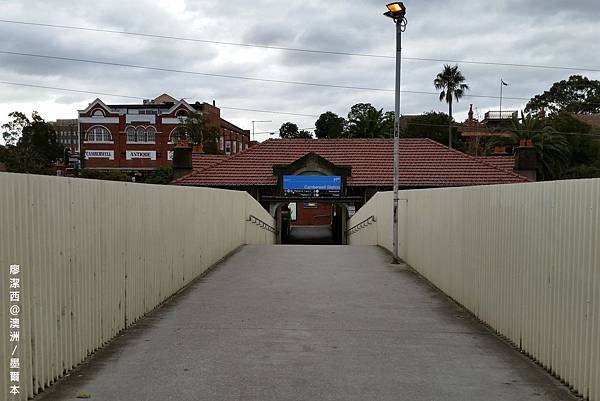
left=0, top=81, right=141, bottom=100
left=1, top=18, right=599, bottom=73
left=0, top=80, right=319, bottom=118
left=0, top=50, right=532, bottom=101
left=1, top=80, right=598, bottom=138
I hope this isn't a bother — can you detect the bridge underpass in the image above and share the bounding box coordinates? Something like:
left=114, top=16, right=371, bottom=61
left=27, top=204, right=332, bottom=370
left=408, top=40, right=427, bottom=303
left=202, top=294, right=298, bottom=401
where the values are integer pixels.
left=34, top=245, right=574, bottom=401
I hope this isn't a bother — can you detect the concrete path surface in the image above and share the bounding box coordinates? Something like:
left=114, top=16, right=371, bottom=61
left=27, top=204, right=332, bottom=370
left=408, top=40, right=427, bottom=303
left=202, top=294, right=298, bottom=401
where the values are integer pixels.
left=36, top=245, right=576, bottom=401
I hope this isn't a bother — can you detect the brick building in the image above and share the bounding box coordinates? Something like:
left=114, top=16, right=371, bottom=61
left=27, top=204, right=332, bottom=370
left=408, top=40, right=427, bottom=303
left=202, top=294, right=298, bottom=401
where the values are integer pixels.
left=51, top=119, right=80, bottom=154
left=78, top=94, right=249, bottom=173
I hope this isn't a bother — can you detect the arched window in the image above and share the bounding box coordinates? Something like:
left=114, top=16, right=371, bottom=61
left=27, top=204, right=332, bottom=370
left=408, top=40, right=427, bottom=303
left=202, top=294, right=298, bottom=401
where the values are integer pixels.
left=169, top=128, right=185, bottom=144
left=86, top=126, right=112, bottom=142
left=175, top=109, right=188, bottom=117
left=92, top=109, right=105, bottom=117
left=136, top=127, right=146, bottom=143
left=146, top=127, right=156, bottom=143
left=126, top=127, right=136, bottom=143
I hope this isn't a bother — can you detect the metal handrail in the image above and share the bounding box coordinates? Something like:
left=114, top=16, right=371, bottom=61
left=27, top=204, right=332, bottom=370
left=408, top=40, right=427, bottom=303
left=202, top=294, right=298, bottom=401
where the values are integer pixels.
left=247, top=214, right=278, bottom=234
left=346, top=215, right=377, bottom=236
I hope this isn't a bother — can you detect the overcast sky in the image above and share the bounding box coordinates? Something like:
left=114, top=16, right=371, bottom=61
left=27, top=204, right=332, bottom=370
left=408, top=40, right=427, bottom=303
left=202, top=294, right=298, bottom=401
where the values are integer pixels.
left=1, top=0, right=599, bottom=142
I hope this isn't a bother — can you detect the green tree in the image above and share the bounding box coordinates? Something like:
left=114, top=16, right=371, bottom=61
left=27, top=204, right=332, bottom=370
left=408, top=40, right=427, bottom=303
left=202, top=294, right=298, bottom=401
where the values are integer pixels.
left=346, top=103, right=393, bottom=138
left=551, top=111, right=600, bottom=179
left=402, top=111, right=462, bottom=149
left=78, top=169, right=128, bottom=181
left=279, top=122, right=312, bottom=139
left=315, top=111, right=346, bottom=139
left=488, top=112, right=570, bottom=180
left=175, top=112, right=222, bottom=154
left=145, top=166, right=174, bottom=185
left=0, top=111, right=64, bottom=174
left=525, top=75, right=600, bottom=115
left=434, top=65, right=469, bottom=149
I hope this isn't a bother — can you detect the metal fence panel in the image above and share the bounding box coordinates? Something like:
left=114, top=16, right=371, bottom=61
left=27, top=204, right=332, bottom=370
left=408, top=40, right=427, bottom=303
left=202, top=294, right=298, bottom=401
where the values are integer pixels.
left=349, top=179, right=600, bottom=401
left=0, top=173, right=274, bottom=400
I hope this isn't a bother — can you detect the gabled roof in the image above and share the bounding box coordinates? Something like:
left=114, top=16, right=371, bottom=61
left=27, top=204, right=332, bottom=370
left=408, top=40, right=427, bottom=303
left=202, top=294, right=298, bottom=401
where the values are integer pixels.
left=79, top=98, right=113, bottom=114
left=191, top=154, right=229, bottom=171
left=175, top=138, right=529, bottom=188
left=474, top=155, right=516, bottom=173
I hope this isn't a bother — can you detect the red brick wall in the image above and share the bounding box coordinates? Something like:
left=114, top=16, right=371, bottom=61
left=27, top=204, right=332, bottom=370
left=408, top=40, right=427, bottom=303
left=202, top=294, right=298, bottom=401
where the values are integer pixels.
left=295, top=203, right=332, bottom=226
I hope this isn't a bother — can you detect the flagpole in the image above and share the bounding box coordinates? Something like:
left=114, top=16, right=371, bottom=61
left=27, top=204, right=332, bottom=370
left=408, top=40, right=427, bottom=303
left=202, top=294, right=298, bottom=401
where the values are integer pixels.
left=500, top=79, right=503, bottom=119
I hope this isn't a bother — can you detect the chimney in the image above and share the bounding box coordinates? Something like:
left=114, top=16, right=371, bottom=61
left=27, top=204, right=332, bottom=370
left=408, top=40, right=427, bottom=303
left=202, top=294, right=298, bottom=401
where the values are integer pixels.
left=212, top=99, right=216, bottom=107
left=468, top=104, right=474, bottom=126
left=172, top=142, right=193, bottom=179
left=493, top=146, right=507, bottom=155
left=514, top=140, right=537, bottom=181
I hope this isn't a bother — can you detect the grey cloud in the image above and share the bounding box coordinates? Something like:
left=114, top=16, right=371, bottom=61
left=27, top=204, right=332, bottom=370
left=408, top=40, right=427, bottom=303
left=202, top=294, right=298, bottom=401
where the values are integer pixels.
left=1, top=0, right=599, bottom=132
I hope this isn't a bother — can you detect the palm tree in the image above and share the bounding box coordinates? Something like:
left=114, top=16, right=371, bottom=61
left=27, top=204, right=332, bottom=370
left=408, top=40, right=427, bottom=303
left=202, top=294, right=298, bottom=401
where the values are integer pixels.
left=488, top=112, right=570, bottom=180
left=434, top=64, right=469, bottom=149
left=346, top=103, right=393, bottom=138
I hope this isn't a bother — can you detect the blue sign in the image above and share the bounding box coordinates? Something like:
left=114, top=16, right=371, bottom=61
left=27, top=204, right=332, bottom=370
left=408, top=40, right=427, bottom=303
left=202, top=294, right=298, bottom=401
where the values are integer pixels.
left=283, top=176, right=341, bottom=197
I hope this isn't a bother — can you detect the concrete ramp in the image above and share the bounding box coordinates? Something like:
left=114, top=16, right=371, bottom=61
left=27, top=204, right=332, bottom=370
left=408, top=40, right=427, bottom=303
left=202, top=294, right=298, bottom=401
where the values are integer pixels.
left=35, top=246, right=575, bottom=401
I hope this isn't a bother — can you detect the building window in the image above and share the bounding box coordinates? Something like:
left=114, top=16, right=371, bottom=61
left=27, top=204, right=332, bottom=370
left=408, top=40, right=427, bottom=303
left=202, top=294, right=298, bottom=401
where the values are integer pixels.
left=225, top=141, right=231, bottom=154
left=146, top=127, right=156, bottom=143
left=219, top=136, right=224, bottom=151
left=169, top=128, right=185, bottom=144
left=136, top=127, right=146, bottom=142
left=86, top=126, right=112, bottom=142
left=233, top=141, right=237, bottom=153
left=176, top=110, right=188, bottom=117
left=126, top=126, right=156, bottom=143
left=139, top=109, right=158, bottom=115
left=92, top=109, right=105, bottom=117
left=126, top=127, right=136, bottom=142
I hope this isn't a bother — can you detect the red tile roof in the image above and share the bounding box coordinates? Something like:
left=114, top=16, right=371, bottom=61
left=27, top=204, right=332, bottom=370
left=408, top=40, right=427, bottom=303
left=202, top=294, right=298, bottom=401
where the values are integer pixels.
left=474, top=156, right=516, bottom=173
left=191, top=154, right=229, bottom=171
left=176, top=138, right=529, bottom=187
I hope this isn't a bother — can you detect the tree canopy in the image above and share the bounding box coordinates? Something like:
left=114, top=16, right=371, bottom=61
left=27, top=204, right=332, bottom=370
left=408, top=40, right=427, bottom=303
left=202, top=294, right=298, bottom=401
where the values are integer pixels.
left=279, top=122, right=312, bottom=139
left=401, top=111, right=463, bottom=149
left=0, top=111, right=64, bottom=174
left=525, top=75, right=600, bottom=115
left=315, top=111, right=346, bottom=139
left=175, top=112, right=222, bottom=154
left=346, top=103, right=393, bottom=138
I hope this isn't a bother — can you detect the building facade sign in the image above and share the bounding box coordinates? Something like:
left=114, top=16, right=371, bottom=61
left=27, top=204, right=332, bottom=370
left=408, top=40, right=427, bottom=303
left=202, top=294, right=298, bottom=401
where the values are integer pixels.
left=85, top=150, right=114, bottom=160
left=283, top=175, right=341, bottom=197
left=126, top=151, right=157, bottom=161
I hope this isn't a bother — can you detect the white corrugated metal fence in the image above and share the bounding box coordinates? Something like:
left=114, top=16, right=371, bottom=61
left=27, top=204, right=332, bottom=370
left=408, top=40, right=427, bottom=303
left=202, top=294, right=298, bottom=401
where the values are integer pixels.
left=0, top=173, right=275, bottom=400
left=349, top=179, right=600, bottom=401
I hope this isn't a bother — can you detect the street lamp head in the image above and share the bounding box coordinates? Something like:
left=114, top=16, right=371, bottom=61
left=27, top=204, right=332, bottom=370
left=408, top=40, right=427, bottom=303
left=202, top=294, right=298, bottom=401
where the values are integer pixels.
left=384, top=2, right=406, bottom=20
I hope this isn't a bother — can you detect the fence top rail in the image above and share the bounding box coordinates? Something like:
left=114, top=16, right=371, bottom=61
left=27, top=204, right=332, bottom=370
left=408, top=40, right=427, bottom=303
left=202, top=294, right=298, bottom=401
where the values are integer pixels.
left=247, top=214, right=278, bottom=234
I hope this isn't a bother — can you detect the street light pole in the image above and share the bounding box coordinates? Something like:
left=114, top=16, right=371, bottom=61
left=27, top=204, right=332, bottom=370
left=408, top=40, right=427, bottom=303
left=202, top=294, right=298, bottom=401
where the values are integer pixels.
left=384, top=2, right=407, bottom=264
